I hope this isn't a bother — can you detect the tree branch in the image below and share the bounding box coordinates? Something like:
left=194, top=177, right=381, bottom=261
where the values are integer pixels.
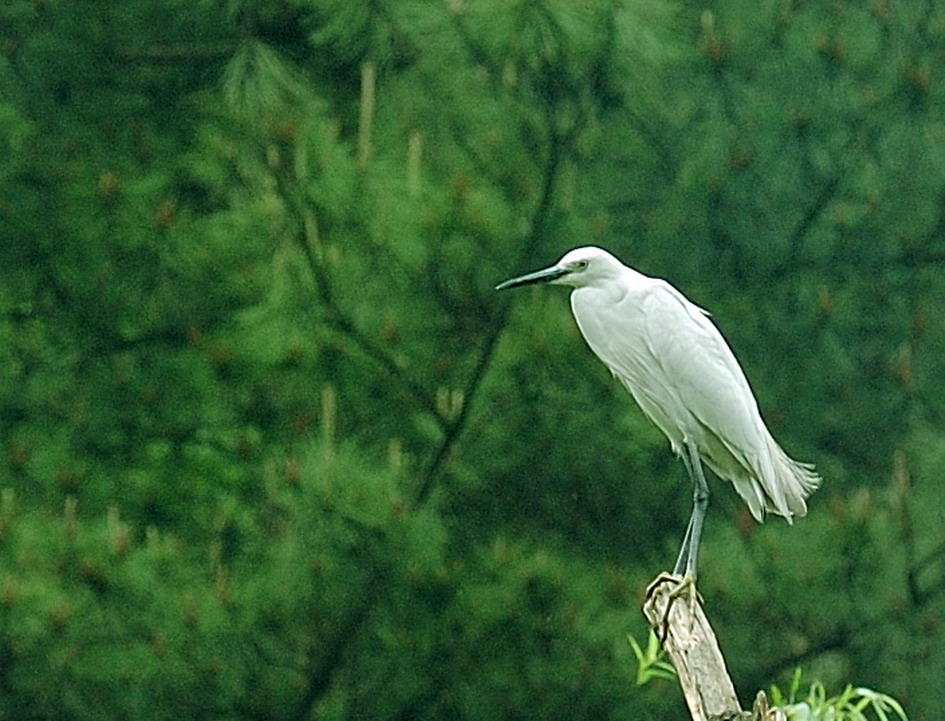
left=643, top=574, right=743, bottom=721
left=291, top=202, right=449, bottom=432
left=643, top=573, right=786, bottom=721
left=415, top=100, right=569, bottom=503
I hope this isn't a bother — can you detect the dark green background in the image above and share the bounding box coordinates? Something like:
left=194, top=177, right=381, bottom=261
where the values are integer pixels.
left=1, top=0, right=944, bottom=718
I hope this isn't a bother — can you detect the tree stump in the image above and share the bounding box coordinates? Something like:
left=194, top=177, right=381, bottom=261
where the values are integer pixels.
left=643, top=573, right=785, bottom=721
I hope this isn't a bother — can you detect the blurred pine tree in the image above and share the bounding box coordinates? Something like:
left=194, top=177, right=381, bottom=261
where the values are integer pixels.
left=1, top=0, right=944, bottom=719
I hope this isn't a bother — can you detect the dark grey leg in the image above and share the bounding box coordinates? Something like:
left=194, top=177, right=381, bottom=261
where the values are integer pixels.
left=681, top=439, right=710, bottom=578
left=672, top=513, right=694, bottom=576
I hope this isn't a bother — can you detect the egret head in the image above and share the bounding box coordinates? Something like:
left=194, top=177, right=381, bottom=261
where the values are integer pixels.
left=495, top=246, right=621, bottom=291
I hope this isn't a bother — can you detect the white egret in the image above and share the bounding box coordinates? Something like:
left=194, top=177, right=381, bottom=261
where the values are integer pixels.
left=496, top=246, right=820, bottom=590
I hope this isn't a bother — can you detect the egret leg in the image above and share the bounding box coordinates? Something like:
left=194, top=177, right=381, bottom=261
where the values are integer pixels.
left=671, top=512, right=694, bottom=577
left=670, top=446, right=696, bottom=575
left=671, top=440, right=709, bottom=576
left=680, top=439, right=710, bottom=578
left=657, top=440, right=710, bottom=643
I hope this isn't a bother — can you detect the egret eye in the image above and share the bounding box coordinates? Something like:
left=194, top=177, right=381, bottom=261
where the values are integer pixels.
left=573, top=260, right=589, bottom=270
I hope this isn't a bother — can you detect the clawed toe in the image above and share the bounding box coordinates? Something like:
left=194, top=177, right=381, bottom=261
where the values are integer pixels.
left=647, top=573, right=701, bottom=645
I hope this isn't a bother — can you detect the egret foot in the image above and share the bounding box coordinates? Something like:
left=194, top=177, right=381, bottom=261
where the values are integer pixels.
left=645, top=572, right=703, bottom=645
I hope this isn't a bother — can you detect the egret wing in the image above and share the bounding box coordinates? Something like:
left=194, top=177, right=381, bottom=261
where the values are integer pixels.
left=641, top=283, right=765, bottom=459
left=582, top=280, right=782, bottom=519
left=639, top=282, right=818, bottom=519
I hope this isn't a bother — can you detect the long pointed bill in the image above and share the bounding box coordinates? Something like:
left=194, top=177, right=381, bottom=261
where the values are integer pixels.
left=495, top=265, right=568, bottom=291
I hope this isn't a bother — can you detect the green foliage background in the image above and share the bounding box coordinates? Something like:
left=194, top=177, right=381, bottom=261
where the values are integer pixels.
left=2, top=0, right=944, bottom=718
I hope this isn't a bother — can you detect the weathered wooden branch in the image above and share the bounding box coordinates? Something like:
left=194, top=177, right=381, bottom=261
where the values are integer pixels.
left=643, top=573, right=786, bottom=721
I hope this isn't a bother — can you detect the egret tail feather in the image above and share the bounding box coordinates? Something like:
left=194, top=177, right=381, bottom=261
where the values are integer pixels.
left=721, top=435, right=820, bottom=523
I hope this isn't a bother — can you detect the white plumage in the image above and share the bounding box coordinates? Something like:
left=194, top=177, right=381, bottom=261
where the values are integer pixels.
left=497, top=246, right=820, bottom=579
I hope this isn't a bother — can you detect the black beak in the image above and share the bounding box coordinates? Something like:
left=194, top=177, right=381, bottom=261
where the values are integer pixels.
left=495, top=265, right=568, bottom=291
